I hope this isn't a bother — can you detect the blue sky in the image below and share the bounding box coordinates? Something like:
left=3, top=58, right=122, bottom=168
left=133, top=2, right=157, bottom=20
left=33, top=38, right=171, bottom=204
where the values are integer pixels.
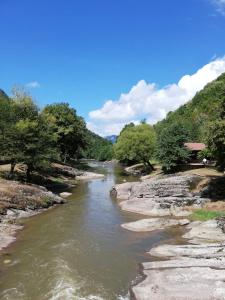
left=1, top=0, right=225, bottom=135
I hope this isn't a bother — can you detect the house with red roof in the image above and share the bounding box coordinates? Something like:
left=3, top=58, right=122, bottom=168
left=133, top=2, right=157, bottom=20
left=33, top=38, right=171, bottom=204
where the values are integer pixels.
left=184, top=143, right=206, bottom=161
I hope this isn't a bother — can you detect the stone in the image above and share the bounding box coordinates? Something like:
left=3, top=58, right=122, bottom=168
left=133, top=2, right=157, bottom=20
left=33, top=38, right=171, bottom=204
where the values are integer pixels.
left=142, top=257, right=225, bottom=270
left=121, top=218, right=189, bottom=232
left=149, top=243, right=225, bottom=258
left=76, top=172, right=105, bottom=180
left=132, top=267, right=225, bottom=300
left=183, top=220, right=225, bottom=243
left=59, top=192, right=72, bottom=198
left=114, top=175, right=208, bottom=217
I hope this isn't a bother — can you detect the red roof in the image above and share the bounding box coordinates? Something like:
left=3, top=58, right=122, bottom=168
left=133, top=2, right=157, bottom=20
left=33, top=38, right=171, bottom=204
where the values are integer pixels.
left=184, top=143, right=206, bottom=151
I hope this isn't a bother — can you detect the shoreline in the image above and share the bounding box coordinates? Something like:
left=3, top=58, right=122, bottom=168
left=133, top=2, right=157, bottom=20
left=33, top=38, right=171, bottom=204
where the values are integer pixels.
left=0, top=165, right=105, bottom=255
left=113, top=172, right=225, bottom=299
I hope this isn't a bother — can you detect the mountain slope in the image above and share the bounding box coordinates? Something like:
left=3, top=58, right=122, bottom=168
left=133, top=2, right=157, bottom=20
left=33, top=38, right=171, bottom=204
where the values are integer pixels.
left=155, top=72, right=225, bottom=141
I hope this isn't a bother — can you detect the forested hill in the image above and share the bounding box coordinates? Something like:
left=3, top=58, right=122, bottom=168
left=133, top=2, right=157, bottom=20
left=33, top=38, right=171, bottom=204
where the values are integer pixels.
left=81, top=130, right=113, bottom=161
left=155, top=72, right=225, bottom=141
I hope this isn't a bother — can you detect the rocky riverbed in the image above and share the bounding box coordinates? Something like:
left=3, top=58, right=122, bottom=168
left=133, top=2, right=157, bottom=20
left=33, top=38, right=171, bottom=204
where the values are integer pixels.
left=0, top=178, right=65, bottom=251
left=112, top=173, right=225, bottom=300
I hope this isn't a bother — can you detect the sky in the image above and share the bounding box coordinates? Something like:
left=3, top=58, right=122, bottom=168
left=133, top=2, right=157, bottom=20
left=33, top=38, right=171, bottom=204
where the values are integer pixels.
left=1, top=0, right=225, bottom=136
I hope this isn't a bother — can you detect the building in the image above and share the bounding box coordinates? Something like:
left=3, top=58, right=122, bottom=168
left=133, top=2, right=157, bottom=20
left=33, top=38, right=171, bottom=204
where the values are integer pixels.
left=184, top=143, right=206, bottom=161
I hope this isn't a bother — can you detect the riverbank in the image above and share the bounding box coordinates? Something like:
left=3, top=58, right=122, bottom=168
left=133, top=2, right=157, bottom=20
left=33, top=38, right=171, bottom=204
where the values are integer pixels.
left=112, top=169, right=225, bottom=299
left=0, top=161, right=105, bottom=253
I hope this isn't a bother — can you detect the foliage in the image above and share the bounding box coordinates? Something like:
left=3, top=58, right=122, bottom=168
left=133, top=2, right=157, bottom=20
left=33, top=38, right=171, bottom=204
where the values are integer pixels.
left=197, top=148, right=213, bottom=161
left=81, top=130, right=113, bottom=161
left=42, top=103, right=88, bottom=162
left=190, top=209, right=225, bottom=221
left=206, top=96, right=225, bottom=170
left=156, top=123, right=191, bottom=172
left=207, top=120, right=225, bottom=170
left=155, top=73, right=225, bottom=142
left=114, top=123, right=156, bottom=167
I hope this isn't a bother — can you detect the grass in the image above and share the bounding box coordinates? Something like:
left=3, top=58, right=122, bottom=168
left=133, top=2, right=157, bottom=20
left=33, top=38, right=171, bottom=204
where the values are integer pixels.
left=190, top=209, right=225, bottom=221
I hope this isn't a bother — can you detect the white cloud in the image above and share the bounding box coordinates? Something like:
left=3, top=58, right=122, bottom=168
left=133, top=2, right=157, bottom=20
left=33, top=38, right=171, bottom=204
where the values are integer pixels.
left=25, top=81, right=40, bottom=88
left=211, top=0, right=225, bottom=15
left=88, top=57, right=225, bottom=136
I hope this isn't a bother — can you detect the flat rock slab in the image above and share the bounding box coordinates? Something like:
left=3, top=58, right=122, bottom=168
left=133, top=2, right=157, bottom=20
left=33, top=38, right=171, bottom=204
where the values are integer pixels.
left=114, top=174, right=209, bottom=217
left=121, top=218, right=189, bottom=232
left=76, top=172, right=104, bottom=180
left=149, top=243, right=225, bottom=258
left=183, top=220, right=225, bottom=243
left=132, top=267, right=225, bottom=300
left=143, top=256, right=225, bottom=269
left=59, top=192, right=72, bottom=198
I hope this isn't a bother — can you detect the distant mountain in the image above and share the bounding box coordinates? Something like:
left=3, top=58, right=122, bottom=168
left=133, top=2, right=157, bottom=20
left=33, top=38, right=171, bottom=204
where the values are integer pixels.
left=105, top=135, right=117, bottom=143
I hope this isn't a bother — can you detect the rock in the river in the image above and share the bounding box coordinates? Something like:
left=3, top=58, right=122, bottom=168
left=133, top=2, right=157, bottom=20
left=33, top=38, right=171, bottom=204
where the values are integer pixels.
left=121, top=218, right=189, bottom=232
left=60, top=192, right=72, bottom=198
left=149, top=242, right=225, bottom=258
left=142, top=256, right=225, bottom=269
left=183, top=220, right=225, bottom=244
left=113, top=175, right=208, bottom=217
left=132, top=267, right=225, bottom=300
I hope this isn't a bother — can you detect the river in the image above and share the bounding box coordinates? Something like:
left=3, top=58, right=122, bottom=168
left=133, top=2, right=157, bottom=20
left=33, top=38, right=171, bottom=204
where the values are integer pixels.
left=0, top=162, right=178, bottom=300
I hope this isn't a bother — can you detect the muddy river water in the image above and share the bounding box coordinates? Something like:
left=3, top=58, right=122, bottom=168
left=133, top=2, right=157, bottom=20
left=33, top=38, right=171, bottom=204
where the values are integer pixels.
left=0, top=162, right=180, bottom=300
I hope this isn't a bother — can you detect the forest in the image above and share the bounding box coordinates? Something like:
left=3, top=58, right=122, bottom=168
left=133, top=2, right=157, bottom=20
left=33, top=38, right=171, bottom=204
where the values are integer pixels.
left=1, top=72, right=225, bottom=180
left=0, top=88, right=113, bottom=180
left=114, top=72, right=225, bottom=172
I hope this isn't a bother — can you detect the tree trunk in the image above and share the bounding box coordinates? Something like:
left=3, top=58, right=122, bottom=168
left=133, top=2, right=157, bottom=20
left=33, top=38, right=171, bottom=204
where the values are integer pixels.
left=8, top=160, right=16, bottom=179
left=26, top=164, right=33, bottom=182
left=146, top=160, right=155, bottom=171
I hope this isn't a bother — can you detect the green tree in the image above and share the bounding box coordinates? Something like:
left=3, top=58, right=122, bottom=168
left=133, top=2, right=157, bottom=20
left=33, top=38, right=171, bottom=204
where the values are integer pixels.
left=42, top=103, right=88, bottom=162
left=207, top=97, right=225, bottom=170
left=15, top=115, right=58, bottom=180
left=156, top=123, right=191, bottom=172
left=114, top=123, right=156, bottom=169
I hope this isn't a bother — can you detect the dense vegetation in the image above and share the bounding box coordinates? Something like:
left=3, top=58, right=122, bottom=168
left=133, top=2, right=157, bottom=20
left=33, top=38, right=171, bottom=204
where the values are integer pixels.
left=81, top=130, right=113, bottom=161
left=0, top=88, right=113, bottom=180
left=114, top=123, right=156, bottom=169
left=114, top=73, right=225, bottom=172
left=155, top=73, right=225, bottom=141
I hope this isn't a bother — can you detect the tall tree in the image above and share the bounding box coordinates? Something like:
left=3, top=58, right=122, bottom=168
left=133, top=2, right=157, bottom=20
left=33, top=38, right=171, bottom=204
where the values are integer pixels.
left=156, top=123, right=191, bottom=172
left=114, top=123, right=156, bottom=169
left=42, top=103, right=88, bottom=162
left=207, top=96, right=225, bottom=170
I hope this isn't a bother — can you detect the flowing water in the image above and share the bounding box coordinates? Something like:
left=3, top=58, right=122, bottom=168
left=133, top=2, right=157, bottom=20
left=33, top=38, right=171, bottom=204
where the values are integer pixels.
left=0, top=162, right=179, bottom=300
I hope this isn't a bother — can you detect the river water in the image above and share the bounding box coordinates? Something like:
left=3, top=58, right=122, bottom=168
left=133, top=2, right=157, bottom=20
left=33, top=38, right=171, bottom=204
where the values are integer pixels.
left=0, top=162, right=178, bottom=300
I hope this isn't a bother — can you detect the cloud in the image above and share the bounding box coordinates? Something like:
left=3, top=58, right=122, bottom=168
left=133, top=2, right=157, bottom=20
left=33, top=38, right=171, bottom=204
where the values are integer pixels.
left=25, top=81, right=40, bottom=88
left=211, top=0, right=225, bottom=15
left=88, top=57, right=225, bottom=136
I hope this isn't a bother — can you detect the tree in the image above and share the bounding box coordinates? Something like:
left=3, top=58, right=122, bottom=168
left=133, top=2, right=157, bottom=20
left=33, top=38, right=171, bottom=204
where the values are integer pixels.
left=42, top=103, right=88, bottom=162
left=0, top=88, right=57, bottom=180
left=81, top=130, right=113, bottom=161
left=15, top=115, right=58, bottom=180
left=114, top=123, right=156, bottom=169
left=156, top=123, right=191, bottom=172
left=207, top=97, right=225, bottom=170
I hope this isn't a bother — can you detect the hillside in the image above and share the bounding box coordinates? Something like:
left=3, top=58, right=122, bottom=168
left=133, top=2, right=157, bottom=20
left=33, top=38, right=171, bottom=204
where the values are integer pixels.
left=155, top=72, right=225, bottom=141
left=81, top=130, right=113, bottom=161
